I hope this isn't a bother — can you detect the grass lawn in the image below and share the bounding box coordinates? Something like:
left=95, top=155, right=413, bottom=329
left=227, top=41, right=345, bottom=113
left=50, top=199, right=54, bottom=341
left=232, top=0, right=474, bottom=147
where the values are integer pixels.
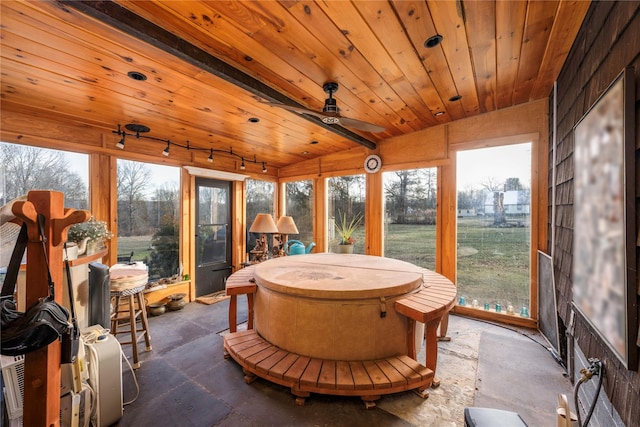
left=384, top=223, right=436, bottom=269
left=455, top=217, right=530, bottom=310
left=384, top=218, right=531, bottom=311
left=116, top=236, right=154, bottom=263
left=118, top=217, right=531, bottom=311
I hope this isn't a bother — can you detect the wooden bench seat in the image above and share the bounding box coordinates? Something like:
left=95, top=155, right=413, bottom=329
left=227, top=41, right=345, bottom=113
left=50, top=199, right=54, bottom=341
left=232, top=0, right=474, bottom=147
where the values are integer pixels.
left=225, top=265, right=257, bottom=333
left=394, top=268, right=457, bottom=386
left=224, top=329, right=434, bottom=408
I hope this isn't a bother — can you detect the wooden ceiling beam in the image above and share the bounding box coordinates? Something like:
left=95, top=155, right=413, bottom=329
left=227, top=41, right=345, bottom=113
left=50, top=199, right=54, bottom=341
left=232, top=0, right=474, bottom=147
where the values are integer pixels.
left=62, top=1, right=377, bottom=150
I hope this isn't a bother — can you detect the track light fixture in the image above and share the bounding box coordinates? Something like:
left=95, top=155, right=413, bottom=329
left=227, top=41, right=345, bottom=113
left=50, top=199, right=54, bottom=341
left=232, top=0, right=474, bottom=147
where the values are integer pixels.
left=113, top=124, right=267, bottom=172
left=115, top=134, right=125, bottom=149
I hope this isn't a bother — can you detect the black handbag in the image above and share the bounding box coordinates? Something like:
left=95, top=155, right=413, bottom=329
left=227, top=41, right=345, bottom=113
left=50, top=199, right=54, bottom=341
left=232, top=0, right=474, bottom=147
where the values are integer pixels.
left=1, top=216, right=74, bottom=358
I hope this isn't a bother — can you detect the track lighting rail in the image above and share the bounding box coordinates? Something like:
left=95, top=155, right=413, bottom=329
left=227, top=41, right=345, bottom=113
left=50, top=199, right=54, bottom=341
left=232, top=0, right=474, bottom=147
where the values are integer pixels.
left=113, top=124, right=267, bottom=173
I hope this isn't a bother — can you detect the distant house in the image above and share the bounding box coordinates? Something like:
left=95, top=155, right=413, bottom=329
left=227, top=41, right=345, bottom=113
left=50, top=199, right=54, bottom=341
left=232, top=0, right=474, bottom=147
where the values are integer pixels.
left=483, top=190, right=530, bottom=215
left=457, top=208, right=477, bottom=218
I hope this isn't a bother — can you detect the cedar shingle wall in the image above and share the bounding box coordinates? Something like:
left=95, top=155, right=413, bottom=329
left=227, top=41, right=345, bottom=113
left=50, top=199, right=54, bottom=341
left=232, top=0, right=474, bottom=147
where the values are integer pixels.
left=551, top=2, right=640, bottom=425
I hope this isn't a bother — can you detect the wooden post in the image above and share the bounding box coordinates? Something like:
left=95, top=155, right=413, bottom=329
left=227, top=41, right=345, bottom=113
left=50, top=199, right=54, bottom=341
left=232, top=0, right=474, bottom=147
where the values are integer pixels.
left=12, top=191, right=89, bottom=427
left=365, top=170, right=383, bottom=256
left=437, top=163, right=457, bottom=339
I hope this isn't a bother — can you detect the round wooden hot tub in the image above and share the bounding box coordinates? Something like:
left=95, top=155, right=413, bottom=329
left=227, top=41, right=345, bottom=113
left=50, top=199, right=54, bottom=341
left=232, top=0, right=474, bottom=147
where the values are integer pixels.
left=253, top=253, right=424, bottom=361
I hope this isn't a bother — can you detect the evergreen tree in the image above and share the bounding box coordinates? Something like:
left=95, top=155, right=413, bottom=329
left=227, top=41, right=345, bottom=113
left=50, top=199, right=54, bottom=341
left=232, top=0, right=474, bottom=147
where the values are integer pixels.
left=148, top=214, right=179, bottom=280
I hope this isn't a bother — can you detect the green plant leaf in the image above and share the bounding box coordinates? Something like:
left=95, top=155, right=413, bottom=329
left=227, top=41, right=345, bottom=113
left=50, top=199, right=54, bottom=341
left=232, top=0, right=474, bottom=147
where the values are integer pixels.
left=334, top=210, right=363, bottom=244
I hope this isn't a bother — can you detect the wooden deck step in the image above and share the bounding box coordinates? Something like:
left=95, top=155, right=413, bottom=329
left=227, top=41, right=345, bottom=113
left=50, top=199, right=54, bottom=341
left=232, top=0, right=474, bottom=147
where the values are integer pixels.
left=224, top=329, right=434, bottom=408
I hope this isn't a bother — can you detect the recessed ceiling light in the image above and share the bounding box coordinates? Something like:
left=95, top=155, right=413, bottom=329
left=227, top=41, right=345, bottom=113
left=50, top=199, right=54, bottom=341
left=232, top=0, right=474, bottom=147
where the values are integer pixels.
left=302, top=151, right=309, bottom=155
left=424, top=34, right=443, bottom=48
left=124, top=123, right=151, bottom=133
left=248, top=117, right=260, bottom=123
left=449, top=95, right=462, bottom=102
left=127, top=71, right=147, bottom=81
left=434, top=111, right=445, bottom=117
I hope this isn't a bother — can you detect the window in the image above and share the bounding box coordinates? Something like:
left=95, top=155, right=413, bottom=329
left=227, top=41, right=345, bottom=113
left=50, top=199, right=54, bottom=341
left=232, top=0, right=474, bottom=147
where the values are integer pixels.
left=245, top=179, right=275, bottom=253
left=456, top=143, right=531, bottom=314
left=284, top=180, right=313, bottom=245
left=1, top=142, right=89, bottom=279
left=383, top=168, right=437, bottom=269
left=0, top=142, right=88, bottom=209
left=116, top=159, right=180, bottom=281
left=327, top=175, right=365, bottom=254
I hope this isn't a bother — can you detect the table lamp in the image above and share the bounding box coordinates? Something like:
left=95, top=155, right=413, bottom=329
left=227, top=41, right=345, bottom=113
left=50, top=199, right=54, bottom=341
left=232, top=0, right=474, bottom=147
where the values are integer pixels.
left=276, top=216, right=299, bottom=256
left=249, top=213, right=278, bottom=262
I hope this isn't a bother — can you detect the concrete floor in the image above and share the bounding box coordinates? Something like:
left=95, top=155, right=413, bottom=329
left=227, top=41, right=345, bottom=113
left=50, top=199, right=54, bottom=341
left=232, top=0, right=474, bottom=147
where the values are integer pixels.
left=113, top=297, right=573, bottom=427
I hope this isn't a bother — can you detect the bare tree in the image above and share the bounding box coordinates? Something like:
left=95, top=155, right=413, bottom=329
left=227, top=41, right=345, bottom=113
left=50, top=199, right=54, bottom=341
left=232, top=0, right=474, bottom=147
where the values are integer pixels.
left=385, top=171, right=414, bottom=223
left=328, top=175, right=365, bottom=219
left=117, top=160, right=152, bottom=236
left=246, top=179, right=275, bottom=230
left=384, top=169, right=436, bottom=224
left=285, top=180, right=313, bottom=242
left=154, top=183, right=179, bottom=223
left=480, top=177, right=503, bottom=193
left=421, top=168, right=437, bottom=209
left=247, top=179, right=275, bottom=206
left=0, top=143, right=87, bottom=208
left=457, top=184, right=477, bottom=211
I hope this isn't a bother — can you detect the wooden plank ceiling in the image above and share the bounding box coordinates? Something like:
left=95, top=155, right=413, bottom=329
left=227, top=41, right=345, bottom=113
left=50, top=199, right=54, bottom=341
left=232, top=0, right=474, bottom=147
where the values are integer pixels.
left=0, top=0, right=589, bottom=170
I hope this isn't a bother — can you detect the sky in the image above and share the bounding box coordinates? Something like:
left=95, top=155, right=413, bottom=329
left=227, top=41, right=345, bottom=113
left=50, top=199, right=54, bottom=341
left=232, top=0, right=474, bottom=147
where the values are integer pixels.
left=456, top=143, right=532, bottom=190
left=65, top=152, right=179, bottom=197
left=61, top=142, right=532, bottom=194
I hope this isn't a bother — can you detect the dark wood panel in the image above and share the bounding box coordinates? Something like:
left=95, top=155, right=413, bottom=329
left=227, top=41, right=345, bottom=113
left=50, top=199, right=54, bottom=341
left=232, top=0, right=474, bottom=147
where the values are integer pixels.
left=551, top=2, right=639, bottom=425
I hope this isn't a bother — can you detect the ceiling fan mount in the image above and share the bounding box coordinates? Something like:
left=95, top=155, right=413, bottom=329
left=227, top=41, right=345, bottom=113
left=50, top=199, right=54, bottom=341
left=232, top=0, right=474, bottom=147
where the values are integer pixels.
left=261, top=82, right=385, bottom=133
left=323, top=81, right=339, bottom=94
left=321, top=82, right=340, bottom=118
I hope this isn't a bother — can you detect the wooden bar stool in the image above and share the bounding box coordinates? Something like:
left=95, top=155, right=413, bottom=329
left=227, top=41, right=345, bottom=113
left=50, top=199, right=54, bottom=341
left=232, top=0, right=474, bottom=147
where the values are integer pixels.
left=110, top=283, right=152, bottom=369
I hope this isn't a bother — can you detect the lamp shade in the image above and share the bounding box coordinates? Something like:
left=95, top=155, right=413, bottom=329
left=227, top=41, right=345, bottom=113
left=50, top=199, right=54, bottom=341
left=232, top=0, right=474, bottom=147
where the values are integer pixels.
left=276, top=216, right=299, bottom=235
left=249, top=213, right=278, bottom=233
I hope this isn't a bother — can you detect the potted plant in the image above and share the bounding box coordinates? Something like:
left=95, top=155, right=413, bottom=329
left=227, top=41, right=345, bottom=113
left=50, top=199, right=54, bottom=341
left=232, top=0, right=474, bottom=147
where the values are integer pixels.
left=333, top=211, right=363, bottom=253
left=68, top=217, right=113, bottom=255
